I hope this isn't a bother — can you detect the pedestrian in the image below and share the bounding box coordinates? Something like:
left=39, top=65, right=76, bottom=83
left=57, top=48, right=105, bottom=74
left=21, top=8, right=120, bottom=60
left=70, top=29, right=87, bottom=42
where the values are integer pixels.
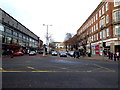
left=76, top=50, right=80, bottom=59
left=116, top=52, right=119, bottom=61
left=114, top=52, right=117, bottom=61
left=108, top=50, right=111, bottom=59
left=110, top=52, right=113, bottom=60
left=10, top=50, right=14, bottom=58
left=73, top=50, right=76, bottom=58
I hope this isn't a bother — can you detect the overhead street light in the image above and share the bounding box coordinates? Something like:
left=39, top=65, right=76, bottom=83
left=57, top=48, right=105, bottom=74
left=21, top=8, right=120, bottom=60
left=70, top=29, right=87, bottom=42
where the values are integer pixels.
left=43, top=24, right=52, bottom=54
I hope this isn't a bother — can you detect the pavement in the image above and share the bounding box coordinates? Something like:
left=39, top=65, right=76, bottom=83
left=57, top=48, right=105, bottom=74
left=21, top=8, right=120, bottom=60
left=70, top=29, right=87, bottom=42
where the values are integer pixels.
left=79, top=55, right=113, bottom=62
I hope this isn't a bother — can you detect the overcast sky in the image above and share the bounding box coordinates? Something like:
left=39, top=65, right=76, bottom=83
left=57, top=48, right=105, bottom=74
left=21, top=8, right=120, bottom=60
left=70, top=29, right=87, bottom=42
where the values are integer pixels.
left=0, top=0, right=102, bottom=44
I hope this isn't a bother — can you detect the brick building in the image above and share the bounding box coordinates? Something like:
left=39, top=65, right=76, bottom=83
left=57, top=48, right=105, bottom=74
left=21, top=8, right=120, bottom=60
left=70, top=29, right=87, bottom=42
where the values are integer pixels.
left=68, top=0, right=120, bottom=55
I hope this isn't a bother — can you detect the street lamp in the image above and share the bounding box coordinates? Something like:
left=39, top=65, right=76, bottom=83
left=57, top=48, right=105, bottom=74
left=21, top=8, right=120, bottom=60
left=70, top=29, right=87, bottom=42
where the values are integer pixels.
left=43, top=24, right=52, bottom=54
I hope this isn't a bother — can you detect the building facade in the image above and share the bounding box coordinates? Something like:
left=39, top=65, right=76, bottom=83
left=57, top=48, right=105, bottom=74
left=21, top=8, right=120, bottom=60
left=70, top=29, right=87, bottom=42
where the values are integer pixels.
left=0, top=8, right=42, bottom=54
left=68, top=0, right=120, bottom=55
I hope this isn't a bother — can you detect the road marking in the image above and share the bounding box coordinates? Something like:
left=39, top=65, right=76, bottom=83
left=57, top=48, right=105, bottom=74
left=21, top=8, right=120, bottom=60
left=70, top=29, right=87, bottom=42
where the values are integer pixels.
left=0, top=67, right=3, bottom=70
left=93, top=64, right=116, bottom=72
left=0, top=70, right=116, bottom=73
left=27, top=67, right=35, bottom=69
left=61, top=68, right=67, bottom=69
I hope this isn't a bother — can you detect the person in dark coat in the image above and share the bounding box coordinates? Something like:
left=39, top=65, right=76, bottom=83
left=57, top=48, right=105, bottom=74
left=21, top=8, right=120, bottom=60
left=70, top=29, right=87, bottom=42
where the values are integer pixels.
left=10, top=50, right=14, bottom=58
left=110, top=52, right=113, bottom=60
left=73, top=50, right=76, bottom=58
left=76, top=50, right=80, bottom=59
left=114, top=53, right=117, bottom=61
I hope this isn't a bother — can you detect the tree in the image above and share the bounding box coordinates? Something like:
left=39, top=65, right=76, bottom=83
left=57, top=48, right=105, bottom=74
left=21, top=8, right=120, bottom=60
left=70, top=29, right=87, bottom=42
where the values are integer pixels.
left=64, top=33, right=72, bottom=41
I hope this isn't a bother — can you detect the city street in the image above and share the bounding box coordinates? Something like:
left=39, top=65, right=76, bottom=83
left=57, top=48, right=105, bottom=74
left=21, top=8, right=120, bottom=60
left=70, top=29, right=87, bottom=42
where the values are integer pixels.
left=2, top=54, right=118, bottom=88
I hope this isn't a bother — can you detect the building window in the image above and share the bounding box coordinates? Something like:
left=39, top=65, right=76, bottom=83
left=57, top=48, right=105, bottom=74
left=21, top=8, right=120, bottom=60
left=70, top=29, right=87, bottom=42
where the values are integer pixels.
left=100, top=31, right=102, bottom=39
left=0, top=24, right=4, bottom=31
left=96, top=23, right=98, bottom=30
left=94, top=16, right=96, bottom=22
left=92, top=18, right=94, bottom=24
left=114, top=0, right=120, bottom=7
left=106, top=14, right=109, bottom=24
left=103, top=30, right=106, bottom=39
left=2, top=35, right=6, bottom=43
left=6, top=36, right=12, bottom=44
left=19, top=33, right=22, bottom=38
left=99, top=9, right=102, bottom=17
left=96, top=13, right=98, bottom=20
left=94, top=35, right=96, bottom=41
left=94, top=25, right=96, bottom=31
left=106, top=2, right=109, bottom=11
left=97, top=33, right=98, bottom=40
left=101, top=16, right=105, bottom=28
left=102, top=6, right=105, bottom=15
left=114, top=25, right=120, bottom=35
left=106, top=28, right=109, bottom=37
left=23, top=35, right=26, bottom=40
left=5, top=29, right=12, bottom=34
left=2, top=18, right=4, bottom=22
left=12, top=38, right=17, bottom=44
left=113, top=10, right=120, bottom=22
left=99, top=20, right=101, bottom=28
left=92, top=27, right=93, bottom=33
left=13, top=31, right=18, bottom=36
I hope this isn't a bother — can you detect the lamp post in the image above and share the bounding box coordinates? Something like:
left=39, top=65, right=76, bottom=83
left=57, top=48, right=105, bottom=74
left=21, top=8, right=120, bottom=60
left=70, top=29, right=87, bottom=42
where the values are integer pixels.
left=43, top=24, right=52, bottom=54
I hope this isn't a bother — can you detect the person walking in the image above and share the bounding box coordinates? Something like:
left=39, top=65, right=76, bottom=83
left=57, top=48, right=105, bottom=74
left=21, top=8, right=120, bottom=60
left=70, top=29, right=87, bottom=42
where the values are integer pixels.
left=114, top=52, right=117, bottom=61
left=116, top=52, right=119, bottom=61
left=10, top=50, right=14, bottom=58
left=110, top=52, right=113, bottom=60
left=73, top=50, right=76, bottom=58
left=76, top=50, right=80, bottom=59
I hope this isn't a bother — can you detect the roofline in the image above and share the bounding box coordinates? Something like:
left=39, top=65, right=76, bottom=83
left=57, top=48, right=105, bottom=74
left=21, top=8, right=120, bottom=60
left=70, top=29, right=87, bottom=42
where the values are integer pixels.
left=0, top=8, right=40, bottom=39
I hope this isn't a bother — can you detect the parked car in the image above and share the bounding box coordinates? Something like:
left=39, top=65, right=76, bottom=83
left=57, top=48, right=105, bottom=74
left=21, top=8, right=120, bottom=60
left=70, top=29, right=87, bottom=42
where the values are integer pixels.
left=68, top=51, right=74, bottom=57
left=37, top=50, right=44, bottom=54
left=13, top=51, right=23, bottom=56
left=59, top=51, right=67, bottom=57
left=51, top=51, right=58, bottom=56
left=29, top=51, right=36, bottom=56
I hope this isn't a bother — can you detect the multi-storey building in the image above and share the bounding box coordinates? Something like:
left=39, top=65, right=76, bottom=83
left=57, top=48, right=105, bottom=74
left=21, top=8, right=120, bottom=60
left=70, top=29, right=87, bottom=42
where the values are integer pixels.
left=66, top=0, right=120, bottom=55
left=76, top=0, right=120, bottom=55
left=0, top=8, right=42, bottom=54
